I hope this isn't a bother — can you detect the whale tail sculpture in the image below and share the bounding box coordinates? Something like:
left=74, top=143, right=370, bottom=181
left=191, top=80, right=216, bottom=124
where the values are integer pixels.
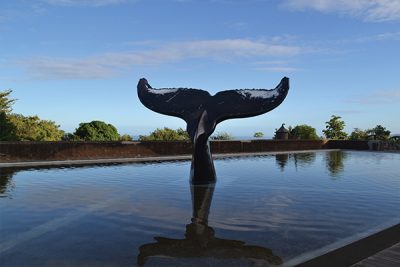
left=137, top=77, right=289, bottom=183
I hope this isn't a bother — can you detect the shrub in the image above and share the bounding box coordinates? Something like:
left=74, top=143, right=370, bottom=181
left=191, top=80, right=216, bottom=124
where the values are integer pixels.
left=139, top=127, right=189, bottom=141
left=73, top=121, right=120, bottom=141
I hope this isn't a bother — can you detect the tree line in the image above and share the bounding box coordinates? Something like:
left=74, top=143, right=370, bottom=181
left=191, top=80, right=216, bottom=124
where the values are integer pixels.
left=272, top=115, right=391, bottom=141
left=0, top=89, right=393, bottom=141
left=0, top=90, right=131, bottom=141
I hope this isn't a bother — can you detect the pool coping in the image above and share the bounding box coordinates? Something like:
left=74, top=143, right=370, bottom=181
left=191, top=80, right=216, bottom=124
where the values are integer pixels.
left=0, top=149, right=340, bottom=168
left=292, top=223, right=400, bottom=267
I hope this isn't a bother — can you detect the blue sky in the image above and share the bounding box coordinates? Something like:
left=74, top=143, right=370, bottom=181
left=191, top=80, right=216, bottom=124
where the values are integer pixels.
left=1, top=0, right=399, bottom=137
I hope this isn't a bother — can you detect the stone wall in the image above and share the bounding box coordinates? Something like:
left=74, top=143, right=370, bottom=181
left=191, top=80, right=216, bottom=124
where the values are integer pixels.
left=0, top=141, right=191, bottom=162
left=324, top=140, right=370, bottom=150
left=0, top=140, right=380, bottom=163
left=0, top=140, right=331, bottom=162
left=367, top=140, right=400, bottom=151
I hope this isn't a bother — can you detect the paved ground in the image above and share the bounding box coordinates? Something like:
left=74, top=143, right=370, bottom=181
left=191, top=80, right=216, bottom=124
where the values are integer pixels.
left=294, top=224, right=400, bottom=267
left=351, top=242, right=400, bottom=267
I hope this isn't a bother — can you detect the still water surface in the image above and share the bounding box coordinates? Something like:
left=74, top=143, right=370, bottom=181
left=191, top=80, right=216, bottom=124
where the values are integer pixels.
left=0, top=151, right=399, bottom=266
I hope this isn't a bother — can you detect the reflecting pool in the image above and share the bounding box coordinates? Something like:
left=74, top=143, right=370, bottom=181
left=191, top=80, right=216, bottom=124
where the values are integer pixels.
left=0, top=150, right=399, bottom=266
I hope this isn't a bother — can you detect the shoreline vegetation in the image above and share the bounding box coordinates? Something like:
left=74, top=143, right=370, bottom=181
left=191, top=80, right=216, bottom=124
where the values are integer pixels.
left=1, top=89, right=398, bottom=143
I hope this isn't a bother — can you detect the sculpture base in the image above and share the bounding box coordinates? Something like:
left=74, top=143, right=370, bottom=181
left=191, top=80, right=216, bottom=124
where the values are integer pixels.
left=190, top=139, right=216, bottom=184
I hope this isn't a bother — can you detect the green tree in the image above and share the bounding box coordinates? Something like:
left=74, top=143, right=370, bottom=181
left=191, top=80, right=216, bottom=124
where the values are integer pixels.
left=139, top=127, right=189, bottom=141
left=0, top=112, right=16, bottom=141
left=0, top=89, right=16, bottom=114
left=253, top=132, right=264, bottom=138
left=120, top=134, right=133, bottom=141
left=323, top=115, right=347, bottom=140
left=62, top=133, right=82, bottom=141
left=7, top=114, right=64, bottom=141
left=0, top=89, right=64, bottom=141
left=349, top=128, right=368, bottom=140
left=211, top=131, right=234, bottom=140
left=367, top=125, right=390, bottom=140
left=289, top=124, right=319, bottom=140
left=0, top=89, right=17, bottom=140
left=74, top=121, right=120, bottom=141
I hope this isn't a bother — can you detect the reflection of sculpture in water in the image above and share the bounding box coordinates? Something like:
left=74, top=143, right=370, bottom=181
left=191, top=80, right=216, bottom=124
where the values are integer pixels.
left=137, top=182, right=282, bottom=266
left=137, top=78, right=289, bottom=183
left=325, top=151, right=347, bottom=177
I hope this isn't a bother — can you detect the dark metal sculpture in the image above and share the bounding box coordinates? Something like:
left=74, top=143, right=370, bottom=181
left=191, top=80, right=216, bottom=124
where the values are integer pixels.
left=137, top=77, right=289, bottom=183
left=137, top=182, right=282, bottom=266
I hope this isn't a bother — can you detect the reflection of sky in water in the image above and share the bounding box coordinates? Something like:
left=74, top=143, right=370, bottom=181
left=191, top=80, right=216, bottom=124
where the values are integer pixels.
left=0, top=151, right=399, bottom=266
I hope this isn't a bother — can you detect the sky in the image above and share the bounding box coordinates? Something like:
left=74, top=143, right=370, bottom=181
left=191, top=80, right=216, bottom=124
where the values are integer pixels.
left=1, top=0, right=399, bottom=138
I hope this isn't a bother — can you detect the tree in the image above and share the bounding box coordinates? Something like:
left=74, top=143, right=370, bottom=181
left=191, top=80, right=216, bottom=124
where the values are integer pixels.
left=7, top=114, right=64, bottom=141
left=120, top=134, right=133, bottom=141
left=323, top=115, right=347, bottom=140
left=74, top=121, right=120, bottom=141
left=367, top=125, right=390, bottom=140
left=349, top=128, right=368, bottom=140
left=62, top=132, right=84, bottom=141
left=1, top=89, right=66, bottom=141
left=1, top=89, right=65, bottom=141
left=0, top=89, right=16, bottom=114
left=289, top=124, right=319, bottom=140
left=253, top=132, right=264, bottom=138
left=0, top=89, right=17, bottom=140
left=0, top=112, right=16, bottom=141
left=139, top=127, right=189, bottom=141
left=211, top=132, right=234, bottom=140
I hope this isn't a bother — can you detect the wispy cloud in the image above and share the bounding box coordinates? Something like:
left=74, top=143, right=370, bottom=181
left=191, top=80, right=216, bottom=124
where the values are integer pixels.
left=283, top=0, right=400, bottom=22
left=327, top=31, right=400, bottom=47
left=255, top=66, right=302, bottom=72
left=223, top=21, right=249, bottom=31
left=43, top=0, right=132, bottom=6
left=252, top=60, right=302, bottom=73
left=18, top=39, right=302, bottom=80
left=351, top=31, right=400, bottom=42
left=332, top=109, right=363, bottom=115
left=0, top=3, right=46, bottom=23
left=349, top=89, right=400, bottom=104
left=20, top=57, right=120, bottom=79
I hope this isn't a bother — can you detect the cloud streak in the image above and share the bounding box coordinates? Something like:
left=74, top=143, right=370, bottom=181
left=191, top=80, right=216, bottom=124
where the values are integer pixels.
left=254, top=66, right=301, bottom=72
left=349, top=89, right=400, bottom=104
left=18, top=39, right=301, bottom=80
left=284, top=0, right=400, bottom=22
left=351, top=31, right=400, bottom=43
left=43, top=0, right=132, bottom=6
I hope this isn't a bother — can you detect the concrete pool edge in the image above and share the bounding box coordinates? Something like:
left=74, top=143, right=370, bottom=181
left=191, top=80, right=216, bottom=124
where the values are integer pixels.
left=291, top=223, right=400, bottom=267
left=0, top=149, right=340, bottom=168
